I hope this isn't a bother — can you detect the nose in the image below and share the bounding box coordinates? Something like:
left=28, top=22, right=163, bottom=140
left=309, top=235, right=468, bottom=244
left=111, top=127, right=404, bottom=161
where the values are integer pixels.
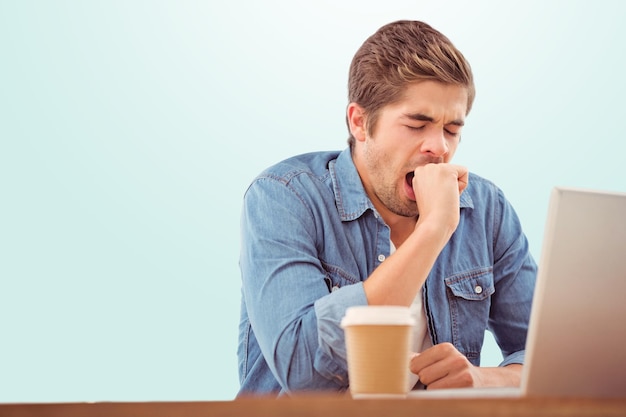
left=420, top=131, right=449, bottom=158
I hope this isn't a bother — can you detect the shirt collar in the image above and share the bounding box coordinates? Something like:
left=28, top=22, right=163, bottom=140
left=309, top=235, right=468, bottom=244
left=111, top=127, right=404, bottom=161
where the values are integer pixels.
left=329, top=149, right=373, bottom=221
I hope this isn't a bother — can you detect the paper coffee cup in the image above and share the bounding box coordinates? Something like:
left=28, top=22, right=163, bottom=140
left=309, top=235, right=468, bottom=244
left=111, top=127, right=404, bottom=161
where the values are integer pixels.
left=340, top=305, right=415, bottom=398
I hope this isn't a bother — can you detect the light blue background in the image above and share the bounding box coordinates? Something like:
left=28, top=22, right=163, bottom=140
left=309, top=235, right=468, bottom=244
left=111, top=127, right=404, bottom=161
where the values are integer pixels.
left=1, top=0, right=624, bottom=402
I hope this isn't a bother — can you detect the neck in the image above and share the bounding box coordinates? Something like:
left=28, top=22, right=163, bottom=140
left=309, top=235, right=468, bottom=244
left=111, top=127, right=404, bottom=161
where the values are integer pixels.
left=385, top=214, right=418, bottom=248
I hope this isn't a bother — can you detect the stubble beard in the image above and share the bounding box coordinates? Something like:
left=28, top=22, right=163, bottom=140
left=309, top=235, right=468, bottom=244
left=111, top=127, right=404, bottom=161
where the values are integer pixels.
left=374, top=184, right=419, bottom=218
left=362, top=139, right=428, bottom=219
left=366, top=157, right=419, bottom=218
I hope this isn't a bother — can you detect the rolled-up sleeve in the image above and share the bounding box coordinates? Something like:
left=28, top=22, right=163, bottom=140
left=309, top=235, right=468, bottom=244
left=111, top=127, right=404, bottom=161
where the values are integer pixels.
left=313, top=282, right=368, bottom=381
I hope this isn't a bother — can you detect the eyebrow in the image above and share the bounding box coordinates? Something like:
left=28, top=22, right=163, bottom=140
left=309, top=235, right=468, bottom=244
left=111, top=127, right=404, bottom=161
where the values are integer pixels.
left=403, top=112, right=465, bottom=126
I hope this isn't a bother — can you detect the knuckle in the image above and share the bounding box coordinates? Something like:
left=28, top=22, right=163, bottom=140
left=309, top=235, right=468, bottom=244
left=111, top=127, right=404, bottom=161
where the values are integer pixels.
left=440, top=342, right=455, bottom=353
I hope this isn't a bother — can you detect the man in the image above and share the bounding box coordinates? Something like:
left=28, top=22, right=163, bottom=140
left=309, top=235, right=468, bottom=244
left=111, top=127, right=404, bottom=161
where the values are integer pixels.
left=237, top=20, right=536, bottom=396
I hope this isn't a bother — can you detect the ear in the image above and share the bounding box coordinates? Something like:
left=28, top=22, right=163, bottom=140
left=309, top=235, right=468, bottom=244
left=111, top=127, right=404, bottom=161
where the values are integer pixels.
left=347, top=103, right=367, bottom=142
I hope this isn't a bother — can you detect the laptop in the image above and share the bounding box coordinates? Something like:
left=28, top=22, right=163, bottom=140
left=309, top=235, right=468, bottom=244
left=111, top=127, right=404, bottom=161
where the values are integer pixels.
left=408, top=186, right=626, bottom=399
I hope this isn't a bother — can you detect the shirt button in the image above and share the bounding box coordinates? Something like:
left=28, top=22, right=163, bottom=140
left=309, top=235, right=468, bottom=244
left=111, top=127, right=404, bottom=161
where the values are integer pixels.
left=474, top=285, right=483, bottom=294
left=378, top=254, right=386, bottom=262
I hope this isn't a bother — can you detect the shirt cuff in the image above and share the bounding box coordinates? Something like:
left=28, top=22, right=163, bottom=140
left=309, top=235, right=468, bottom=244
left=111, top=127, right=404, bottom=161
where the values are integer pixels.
left=313, top=282, right=368, bottom=379
left=500, top=350, right=525, bottom=367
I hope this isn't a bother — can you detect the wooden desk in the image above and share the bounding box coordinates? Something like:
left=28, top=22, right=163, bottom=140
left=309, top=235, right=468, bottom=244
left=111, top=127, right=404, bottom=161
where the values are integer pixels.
left=2, top=395, right=626, bottom=417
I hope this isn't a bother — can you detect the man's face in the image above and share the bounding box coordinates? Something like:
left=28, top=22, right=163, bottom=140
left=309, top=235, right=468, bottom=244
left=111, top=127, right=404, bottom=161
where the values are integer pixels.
left=352, top=81, right=468, bottom=219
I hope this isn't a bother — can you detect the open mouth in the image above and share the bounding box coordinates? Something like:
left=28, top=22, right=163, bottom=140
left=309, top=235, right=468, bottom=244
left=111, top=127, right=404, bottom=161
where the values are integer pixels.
left=405, top=171, right=415, bottom=187
left=404, top=171, right=416, bottom=201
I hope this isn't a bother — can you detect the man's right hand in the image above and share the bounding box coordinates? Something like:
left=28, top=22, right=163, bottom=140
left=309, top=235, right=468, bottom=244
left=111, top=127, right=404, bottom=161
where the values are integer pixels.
left=411, top=163, right=468, bottom=238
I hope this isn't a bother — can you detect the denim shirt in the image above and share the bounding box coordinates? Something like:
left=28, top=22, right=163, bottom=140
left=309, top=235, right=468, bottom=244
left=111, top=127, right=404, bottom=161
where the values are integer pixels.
left=237, top=149, right=537, bottom=396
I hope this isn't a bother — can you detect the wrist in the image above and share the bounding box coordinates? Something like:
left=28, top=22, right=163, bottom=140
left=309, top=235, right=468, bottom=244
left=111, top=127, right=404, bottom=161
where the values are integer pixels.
left=477, top=364, right=523, bottom=388
left=414, top=216, right=457, bottom=249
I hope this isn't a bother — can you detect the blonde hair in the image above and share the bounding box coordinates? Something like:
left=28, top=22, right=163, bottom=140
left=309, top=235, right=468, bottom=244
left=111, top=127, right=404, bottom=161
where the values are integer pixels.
left=347, top=20, right=475, bottom=148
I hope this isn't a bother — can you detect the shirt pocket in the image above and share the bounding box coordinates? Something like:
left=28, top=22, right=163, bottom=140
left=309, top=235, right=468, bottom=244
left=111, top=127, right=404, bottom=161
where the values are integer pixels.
left=443, top=267, right=495, bottom=362
left=445, top=267, right=495, bottom=301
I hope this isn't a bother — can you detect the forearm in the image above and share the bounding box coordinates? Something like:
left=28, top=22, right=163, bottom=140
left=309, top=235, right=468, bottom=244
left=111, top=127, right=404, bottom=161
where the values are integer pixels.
left=363, top=218, right=453, bottom=306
